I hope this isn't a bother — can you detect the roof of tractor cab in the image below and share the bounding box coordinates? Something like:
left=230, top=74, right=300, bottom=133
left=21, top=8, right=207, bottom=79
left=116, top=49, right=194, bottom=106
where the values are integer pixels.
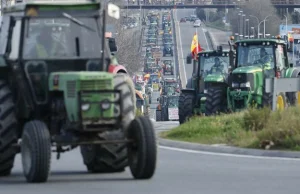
left=198, top=50, right=230, bottom=54
left=3, top=1, right=100, bottom=14
left=234, top=38, right=286, bottom=44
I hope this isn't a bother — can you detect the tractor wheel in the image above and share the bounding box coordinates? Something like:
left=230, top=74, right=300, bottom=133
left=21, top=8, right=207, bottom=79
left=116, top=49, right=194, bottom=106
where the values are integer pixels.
left=263, top=91, right=286, bottom=110
left=286, top=75, right=300, bottom=106
left=127, top=116, right=157, bottom=179
left=80, top=130, right=128, bottom=173
left=205, top=87, right=225, bottom=116
left=0, top=81, right=18, bottom=177
left=80, top=74, right=135, bottom=173
left=156, top=110, right=162, bottom=121
left=21, top=120, right=51, bottom=183
left=178, top=92, right=194, bottom=124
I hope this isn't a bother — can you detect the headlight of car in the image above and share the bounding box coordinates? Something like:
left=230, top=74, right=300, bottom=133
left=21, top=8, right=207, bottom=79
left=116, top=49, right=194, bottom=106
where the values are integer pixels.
left=100, top=100, right=111, bottom=110
left=240, top=81, right=251, bottom=88
left=232, top=82, right=239, bottom=88
left=81, top=103, right=90, bottom=111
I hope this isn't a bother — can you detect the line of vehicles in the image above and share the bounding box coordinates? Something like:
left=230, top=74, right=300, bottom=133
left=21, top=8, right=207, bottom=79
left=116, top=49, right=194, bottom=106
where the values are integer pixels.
left=133, top=10, right=181, bottom=122
left=179, top=35, right=300, bottom=124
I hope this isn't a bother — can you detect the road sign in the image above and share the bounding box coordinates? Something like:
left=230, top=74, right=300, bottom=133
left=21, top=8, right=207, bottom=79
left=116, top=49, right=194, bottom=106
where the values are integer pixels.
left=153, top=52, right=163, bottom=59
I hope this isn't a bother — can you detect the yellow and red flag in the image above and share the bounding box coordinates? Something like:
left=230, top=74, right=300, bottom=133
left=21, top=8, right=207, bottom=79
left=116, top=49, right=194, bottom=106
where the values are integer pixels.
left=190, top=33, right=203, bottom=59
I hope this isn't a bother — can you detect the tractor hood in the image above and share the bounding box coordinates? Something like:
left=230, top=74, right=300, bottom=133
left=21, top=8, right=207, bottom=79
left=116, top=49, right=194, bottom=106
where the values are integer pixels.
left=49, top=71, right=114, bottom=91
left=232, top=66, right=262, bottom=74
left=204, top=74, right=225, bottom=82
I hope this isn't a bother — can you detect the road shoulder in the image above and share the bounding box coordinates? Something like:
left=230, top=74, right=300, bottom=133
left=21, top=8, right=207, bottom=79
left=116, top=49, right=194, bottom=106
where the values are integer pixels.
left=155, top=128, right=300, bottom=158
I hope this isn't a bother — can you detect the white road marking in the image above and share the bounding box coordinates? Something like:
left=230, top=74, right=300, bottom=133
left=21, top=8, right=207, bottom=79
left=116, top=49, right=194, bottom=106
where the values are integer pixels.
left=159, top=145, right=300, bottom=161
left=174, top=9, right=187, bottom=87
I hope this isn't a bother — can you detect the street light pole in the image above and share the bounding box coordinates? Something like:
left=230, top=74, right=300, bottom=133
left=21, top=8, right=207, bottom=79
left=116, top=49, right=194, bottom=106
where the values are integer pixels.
left=263, top=15, right=272, bottom=38
left=245, top=19, right=249, bottom=39
left=284, top=14, right=288, bottom=36
left=249, top=15, right=259, bottom=38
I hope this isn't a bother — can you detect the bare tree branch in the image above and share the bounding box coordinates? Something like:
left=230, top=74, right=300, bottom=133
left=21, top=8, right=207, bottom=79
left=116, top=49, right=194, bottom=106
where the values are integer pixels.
left=229, top=0, right=281, bottom=37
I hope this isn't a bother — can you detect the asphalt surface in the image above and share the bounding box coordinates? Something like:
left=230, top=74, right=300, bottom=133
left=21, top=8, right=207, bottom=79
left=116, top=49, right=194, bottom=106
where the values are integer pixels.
left=2, top=9, right=300, bottom=194
left=2, top=121, right=300, bottom=194
left=174, top=9, right=211, bottom=83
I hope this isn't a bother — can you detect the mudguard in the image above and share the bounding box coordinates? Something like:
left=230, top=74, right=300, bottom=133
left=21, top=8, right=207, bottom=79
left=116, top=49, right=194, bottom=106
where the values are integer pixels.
left=108, top=64, right=128, bottom=74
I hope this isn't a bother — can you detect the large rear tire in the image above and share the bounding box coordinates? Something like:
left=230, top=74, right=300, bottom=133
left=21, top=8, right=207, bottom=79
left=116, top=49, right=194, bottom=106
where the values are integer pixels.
left=80, top=74, right=136, bottom=173
left=0, top=81, right=18, bottom=177
left=205, top=87, right=224, bottom=116
left=127, top=116, right=157, bottom=179
left=156, top=110, right=162, bottom=121
left=178, top=92, right=194, bottom=124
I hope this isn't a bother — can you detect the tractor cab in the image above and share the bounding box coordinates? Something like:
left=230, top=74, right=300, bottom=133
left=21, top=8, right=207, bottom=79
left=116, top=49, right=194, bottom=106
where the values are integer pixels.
left=186, top=46, right=230, bottom=99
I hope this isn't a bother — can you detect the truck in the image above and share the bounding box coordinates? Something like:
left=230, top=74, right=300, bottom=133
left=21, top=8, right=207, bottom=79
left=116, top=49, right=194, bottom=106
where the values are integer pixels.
left=0, top=0, right=157, bottom=183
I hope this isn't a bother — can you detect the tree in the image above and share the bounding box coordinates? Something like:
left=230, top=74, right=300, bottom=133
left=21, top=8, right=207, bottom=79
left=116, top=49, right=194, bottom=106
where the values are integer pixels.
left=106, top=0, right=145, bottom=75
left=228, top=0, right=281, bottom=37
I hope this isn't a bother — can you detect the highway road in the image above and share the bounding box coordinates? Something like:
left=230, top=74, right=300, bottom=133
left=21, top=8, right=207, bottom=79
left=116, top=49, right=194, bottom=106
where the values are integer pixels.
left=2, top=9, right=300, bottom=194
left=174, top=9, right=211, bottom=85
left=1, top=121, right=300, bottom=194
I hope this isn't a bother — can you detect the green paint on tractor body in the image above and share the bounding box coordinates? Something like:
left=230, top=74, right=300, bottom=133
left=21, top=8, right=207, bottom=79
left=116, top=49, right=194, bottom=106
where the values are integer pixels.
left=227, top=38, right=298, bottom=111
left=48, top=71, right=114, bottom=124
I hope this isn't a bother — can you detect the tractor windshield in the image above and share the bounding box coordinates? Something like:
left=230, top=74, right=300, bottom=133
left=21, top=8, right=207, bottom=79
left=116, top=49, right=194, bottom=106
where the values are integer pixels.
left=168, top=96, right=179, bottom=107
left=200, top=55, right=229, bottom=77
left=237, top=45, right=275, bottom=68
left=23, top=17, right=101, bottom=59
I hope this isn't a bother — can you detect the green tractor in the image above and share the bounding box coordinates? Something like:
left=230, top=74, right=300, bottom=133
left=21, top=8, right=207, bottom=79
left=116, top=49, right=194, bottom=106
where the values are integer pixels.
left=0, top=1, right=157, bottom=183
left=156, top=95, right=179, bottom=121
left=160, top=78, right=180, bottom=95
left=178, top=46, right=230, bottom=123
left=227, top=37, right=300, bottom=111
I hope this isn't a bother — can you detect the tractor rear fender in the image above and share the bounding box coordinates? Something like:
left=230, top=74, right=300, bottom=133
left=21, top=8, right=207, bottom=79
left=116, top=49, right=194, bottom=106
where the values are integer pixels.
left=108, top=64, right=128, bottom=74
left=181, top=88, right=196, bottom=96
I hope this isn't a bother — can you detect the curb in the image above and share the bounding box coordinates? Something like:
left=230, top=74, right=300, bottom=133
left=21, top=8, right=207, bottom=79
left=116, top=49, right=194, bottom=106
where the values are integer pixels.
left=158, top=135, right=300, bottom=159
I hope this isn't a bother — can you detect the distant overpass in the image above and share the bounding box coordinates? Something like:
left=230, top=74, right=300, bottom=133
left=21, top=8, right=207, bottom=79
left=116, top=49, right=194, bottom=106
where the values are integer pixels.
left=120, top=4, right=300, bottom=9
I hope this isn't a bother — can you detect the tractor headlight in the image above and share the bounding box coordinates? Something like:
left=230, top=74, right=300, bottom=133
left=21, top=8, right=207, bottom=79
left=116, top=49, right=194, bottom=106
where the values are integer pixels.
left=232, top=82, right=239, bottom=88
left=240, top=81, right=251, bottom=88
left=81, top=103, right=90, bottom=111
left=101, top=100, right=111, bottom=110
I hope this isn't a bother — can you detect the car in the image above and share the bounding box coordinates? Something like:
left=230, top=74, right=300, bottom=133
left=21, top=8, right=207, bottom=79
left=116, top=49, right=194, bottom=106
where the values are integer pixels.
left=193, top=19, right=201, bottom=27
left=185, top=16, right=191, bottom=21
left=180, top=18, right=186, bottom=22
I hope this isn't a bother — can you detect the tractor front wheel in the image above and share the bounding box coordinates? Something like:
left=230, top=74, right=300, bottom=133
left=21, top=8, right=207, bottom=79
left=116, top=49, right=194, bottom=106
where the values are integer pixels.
left=178, top=92, right=194, bottom=124
left=21, top=120, right=51, bottom=183
left=127, top=116, right=157, bottom=179
left=205, top=87, right=225, bottom=116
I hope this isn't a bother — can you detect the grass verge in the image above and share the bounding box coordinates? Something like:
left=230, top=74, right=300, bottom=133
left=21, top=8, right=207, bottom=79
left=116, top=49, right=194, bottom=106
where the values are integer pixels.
left=161, top=107, right=300, bottom=151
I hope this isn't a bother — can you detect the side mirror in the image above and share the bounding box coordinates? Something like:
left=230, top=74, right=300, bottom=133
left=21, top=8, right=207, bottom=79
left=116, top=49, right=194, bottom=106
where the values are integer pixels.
left=186, top=55, right=192, bottom=64
left=108, top=38, right=118, bottom=52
